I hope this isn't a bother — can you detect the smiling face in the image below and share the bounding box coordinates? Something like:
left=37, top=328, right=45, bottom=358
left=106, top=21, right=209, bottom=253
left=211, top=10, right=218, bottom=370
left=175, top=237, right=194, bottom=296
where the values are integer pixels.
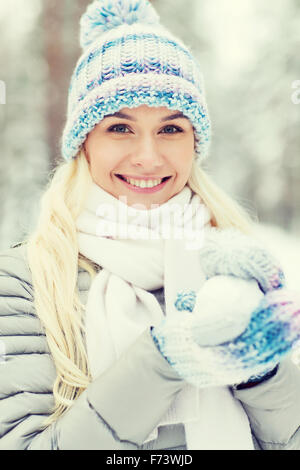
left=83, top=104, right=195, bottom=209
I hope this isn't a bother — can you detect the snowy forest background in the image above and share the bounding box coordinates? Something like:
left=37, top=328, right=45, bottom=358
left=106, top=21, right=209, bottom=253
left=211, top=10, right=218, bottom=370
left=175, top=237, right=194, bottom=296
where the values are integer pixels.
left=0, top=1, right=299, bottom=346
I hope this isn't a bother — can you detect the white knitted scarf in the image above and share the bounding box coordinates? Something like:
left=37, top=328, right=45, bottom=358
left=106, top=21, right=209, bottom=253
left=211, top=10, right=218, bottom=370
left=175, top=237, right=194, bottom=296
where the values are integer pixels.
left=76, top=181, right=254, bottom=450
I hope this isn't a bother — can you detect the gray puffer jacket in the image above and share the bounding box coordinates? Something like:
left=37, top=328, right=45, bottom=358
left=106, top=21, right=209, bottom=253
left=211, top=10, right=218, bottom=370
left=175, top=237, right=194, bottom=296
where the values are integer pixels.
left=1, top=243, right=300, bottom=450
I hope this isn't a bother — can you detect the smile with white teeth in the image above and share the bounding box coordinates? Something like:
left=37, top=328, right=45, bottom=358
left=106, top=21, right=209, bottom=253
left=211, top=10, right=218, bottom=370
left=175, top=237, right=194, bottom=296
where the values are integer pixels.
left=119, top=175, right=167, bottom=188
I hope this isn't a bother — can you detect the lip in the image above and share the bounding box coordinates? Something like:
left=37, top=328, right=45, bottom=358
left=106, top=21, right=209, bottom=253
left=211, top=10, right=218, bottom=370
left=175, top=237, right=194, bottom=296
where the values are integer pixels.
left=115, top=174, right=172, bottom=193
left=116, top=174, right=170, bottom=181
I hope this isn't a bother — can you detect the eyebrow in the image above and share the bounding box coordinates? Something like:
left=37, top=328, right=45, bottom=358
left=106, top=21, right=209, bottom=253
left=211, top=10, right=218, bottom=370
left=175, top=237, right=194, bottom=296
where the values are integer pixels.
left=103, top=111, right=189, bottom=122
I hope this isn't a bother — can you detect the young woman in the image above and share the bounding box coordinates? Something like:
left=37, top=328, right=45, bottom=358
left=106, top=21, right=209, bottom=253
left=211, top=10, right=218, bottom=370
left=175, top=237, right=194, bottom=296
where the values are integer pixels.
left=1, top=0, right=300, bottom=450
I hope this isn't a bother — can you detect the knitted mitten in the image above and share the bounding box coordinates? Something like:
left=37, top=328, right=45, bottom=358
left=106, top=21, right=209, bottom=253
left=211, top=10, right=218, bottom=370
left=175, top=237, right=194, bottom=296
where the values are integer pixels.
left=197, top=227, right=285, bottom=292
left=173, top=227, right=285, bottom=345
left=150, top=228, right=300, bottom=387
left=151, top=288, right=300, bottom=388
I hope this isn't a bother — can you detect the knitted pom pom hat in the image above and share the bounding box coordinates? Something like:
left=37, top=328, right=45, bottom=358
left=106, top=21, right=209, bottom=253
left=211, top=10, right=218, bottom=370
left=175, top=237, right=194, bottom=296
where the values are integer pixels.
left=61, top=0, right=211, bottom=164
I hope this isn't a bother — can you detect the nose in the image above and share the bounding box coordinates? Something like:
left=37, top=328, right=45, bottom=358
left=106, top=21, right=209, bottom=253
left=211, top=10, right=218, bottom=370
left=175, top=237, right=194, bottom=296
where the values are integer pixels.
left=129, top=134, right=165, bottom=169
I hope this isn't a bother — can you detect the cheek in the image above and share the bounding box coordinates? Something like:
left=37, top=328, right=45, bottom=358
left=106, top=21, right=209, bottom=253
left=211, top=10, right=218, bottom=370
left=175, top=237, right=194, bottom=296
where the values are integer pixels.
left=91, top=158, right=117, bottom=179
left=169, top=134, right=194, bottom=156
left=172, top=146, right=194, bottom=175
left=87, top=139, right=120, bottom=172
left=177, top=163, right=193, bottom=182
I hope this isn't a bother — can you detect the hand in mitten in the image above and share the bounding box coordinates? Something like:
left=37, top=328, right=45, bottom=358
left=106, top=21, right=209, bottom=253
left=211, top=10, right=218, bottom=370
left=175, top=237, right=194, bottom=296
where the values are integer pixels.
left=151, top=288, right=300, bottom=388
left=173, top=227, right=285, bottom=346
left=151, top=228, right=292, bottom=388
left=198, top=227, right=285, bottom=292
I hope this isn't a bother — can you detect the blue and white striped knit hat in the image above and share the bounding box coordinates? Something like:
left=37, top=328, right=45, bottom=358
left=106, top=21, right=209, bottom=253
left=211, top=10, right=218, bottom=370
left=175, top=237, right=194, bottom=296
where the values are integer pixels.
left=61, top=0, right=211, bottom=164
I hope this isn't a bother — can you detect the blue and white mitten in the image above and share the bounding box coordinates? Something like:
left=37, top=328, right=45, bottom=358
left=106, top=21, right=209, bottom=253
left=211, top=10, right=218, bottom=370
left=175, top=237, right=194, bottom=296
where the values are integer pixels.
left=151, top=288, right=300, bottom=388
left=151, top=228, right=300, bottom=388
left=174, top=227, right=285, bottom=346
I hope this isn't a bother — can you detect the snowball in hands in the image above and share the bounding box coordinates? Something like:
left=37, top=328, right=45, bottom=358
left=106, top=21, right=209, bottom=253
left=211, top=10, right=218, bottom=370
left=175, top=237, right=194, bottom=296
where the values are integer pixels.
left=192, top=275, right=264, bottom=346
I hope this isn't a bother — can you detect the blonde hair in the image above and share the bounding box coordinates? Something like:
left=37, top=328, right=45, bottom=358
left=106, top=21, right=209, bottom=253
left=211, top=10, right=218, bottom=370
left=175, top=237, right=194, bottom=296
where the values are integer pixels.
left=24, top=150, right=255, bottom=427
left=188, top=159, right=256, bottom=232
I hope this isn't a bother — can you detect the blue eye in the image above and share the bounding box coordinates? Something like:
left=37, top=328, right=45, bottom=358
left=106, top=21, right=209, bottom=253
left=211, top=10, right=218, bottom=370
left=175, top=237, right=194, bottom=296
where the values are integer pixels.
left=107, top=124, right=183, bottom=134
left=108, top=124, right=130, bottom=133
left=161, top=125, right=183, bottom=134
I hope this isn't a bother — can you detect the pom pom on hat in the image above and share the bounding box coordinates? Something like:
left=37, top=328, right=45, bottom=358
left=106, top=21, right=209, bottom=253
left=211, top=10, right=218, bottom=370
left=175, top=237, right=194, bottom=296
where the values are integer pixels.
left=80, top=0, right=161, bottom=50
